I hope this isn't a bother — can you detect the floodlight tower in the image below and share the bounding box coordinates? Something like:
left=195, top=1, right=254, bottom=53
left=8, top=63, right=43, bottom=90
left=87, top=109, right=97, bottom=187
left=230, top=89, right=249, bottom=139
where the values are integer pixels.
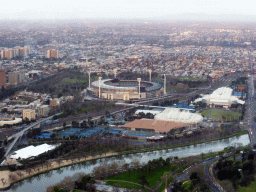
left=137, top=78, right=141, bottom=99
left=164, top=74, right=167, bottom=95
left=88, top=71, right=91, bottom=88
left=98, top=76, right=102, bottom=98
left=113, top=68, right=117, bottom=78
left=148, top=69, right=152, bottom=82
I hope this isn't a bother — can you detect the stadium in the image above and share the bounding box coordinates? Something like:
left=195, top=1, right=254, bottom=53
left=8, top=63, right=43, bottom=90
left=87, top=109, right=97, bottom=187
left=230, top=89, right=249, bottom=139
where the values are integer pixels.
left=88, top=78, right=162, bottom=100
left=194, top=87, right=245, bottom=108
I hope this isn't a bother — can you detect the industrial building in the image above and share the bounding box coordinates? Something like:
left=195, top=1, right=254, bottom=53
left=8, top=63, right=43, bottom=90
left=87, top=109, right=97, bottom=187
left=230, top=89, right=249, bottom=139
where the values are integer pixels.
left=194, top=87, right=245, bottom=108
left=88, top=79, right=162, bottom=101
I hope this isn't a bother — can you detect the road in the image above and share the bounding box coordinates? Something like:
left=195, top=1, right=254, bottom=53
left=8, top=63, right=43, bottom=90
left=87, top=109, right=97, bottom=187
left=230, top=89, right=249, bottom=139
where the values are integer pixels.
left=167, top=157, right=218, bottom=192
left=167, top=153, right=239, bottom=192
left=246, top=67, right=256, bottom=147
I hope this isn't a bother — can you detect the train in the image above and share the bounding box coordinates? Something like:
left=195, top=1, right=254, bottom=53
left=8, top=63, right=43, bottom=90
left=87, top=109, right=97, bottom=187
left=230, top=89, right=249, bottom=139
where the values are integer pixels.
left=14, top=126, right=26, bottom=132
left=40, top=119, right=60, bottom=126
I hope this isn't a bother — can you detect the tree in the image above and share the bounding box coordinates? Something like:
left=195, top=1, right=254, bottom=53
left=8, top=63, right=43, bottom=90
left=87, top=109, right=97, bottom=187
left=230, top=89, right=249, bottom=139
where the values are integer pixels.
left=57, top=158, right=63, bottom=166
left=105, top=110, right=110, bottom=117
left=16, top=171, right=24, bottom=178
left=26, top=168, right=32, bottom=175
left=201, top=152, right=205, bottom=159
left=200, top=182, right=209, bottom=192
left=82, top=175, right=89, bottom=190
left=190, top=172, right=199, bottom=181
left=139, top=175, right=149, bottom=189
left=63, top=122, right=66, bottom=128
left=54, top=186, right=64, bottom=192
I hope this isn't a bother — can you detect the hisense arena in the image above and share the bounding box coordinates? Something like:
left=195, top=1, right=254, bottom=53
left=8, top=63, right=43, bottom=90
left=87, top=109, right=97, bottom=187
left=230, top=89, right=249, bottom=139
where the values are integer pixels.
left=88, top=79, right=162, bottom=101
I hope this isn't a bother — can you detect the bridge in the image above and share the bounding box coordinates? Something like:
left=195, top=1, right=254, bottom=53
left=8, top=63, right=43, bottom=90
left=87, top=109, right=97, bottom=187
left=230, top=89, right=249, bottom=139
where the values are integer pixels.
left=3, top=113, right=62, bottom=159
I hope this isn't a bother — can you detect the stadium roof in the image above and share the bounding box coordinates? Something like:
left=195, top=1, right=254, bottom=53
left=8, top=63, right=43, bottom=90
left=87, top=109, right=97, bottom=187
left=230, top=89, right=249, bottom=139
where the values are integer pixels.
left=154, top=108, right=203, bottom=124
left=9, top=144, right=57, bottom=159
left=91, top=79, right=161, bottom=91
left=123, top=119, right=186, bottom=133
left=194, top=87, right=245, bottom=105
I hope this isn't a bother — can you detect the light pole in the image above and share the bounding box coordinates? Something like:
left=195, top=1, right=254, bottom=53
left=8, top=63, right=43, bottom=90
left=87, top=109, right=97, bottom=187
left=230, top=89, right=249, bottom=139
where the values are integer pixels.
left=164, top=74, right=166, bottom=95
left=113, top=68, right=117, bottom=79
left=88, top=71, right=91, bottom=88
left=148, top=69, right=152, bottom=82
left=137, top=78, right=141, bottom=99
left=98, top=76, right=102, bottom=98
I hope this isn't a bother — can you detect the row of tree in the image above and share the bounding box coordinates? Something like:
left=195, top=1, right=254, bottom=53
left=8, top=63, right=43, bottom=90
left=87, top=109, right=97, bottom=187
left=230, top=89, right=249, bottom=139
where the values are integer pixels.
left=214, top=149, right=256, bottom=190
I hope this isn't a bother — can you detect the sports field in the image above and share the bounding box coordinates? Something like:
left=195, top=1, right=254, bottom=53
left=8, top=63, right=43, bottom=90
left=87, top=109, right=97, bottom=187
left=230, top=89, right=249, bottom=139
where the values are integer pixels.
left=201, top=109, right=241, bottom=121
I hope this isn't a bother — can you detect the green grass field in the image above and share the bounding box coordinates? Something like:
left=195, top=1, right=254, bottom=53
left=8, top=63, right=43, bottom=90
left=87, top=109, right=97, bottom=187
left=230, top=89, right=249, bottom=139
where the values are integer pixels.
left=105, top=181, right=143, bottom=190
left=237, top=177, right=256, bottom=192
left=201, top=109, right=241, bottom=121
left=61, top=78, right=87, bottom=84
left=182, top=180, right=192, bottom=191
left=178, top=78, right=206, bottom=82
left=104, top=164, right=178, bottom=189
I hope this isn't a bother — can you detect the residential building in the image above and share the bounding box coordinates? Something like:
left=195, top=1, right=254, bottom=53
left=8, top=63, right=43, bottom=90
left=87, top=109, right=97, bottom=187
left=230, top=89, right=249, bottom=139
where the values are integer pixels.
left=47, top=49, right=59, bottom=59
left=0, top=69, right=5, bottom=87
left=38, top=105, right=50, bottom=117
left=22, top=109, right=36, bottom=121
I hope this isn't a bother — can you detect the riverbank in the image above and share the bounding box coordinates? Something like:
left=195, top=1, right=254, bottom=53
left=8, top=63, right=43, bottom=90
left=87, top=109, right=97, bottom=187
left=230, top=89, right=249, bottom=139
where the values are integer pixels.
left=119, top=130, right=248, bottom=156
left=0, top=130, right=249, bottom=190
left=0, top=152, right=118, bottom=189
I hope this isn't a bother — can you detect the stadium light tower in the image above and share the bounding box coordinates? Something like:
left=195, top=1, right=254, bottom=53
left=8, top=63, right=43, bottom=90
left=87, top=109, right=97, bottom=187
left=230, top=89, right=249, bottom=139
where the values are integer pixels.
left=88, top=71, right=91, bottom=88
left=148, top=69, right=152, bottom=82
left=113, top=68, right=117, bottom=78
left=98, top=76, right=102, bottom=98
left=164, top=74, right=167, bottom=95
left=137, top=78, right=141, bottom=99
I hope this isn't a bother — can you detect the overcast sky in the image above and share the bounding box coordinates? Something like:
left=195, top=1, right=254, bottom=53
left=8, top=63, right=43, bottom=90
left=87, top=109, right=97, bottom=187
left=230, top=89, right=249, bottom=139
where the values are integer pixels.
left=1, top=0, right=256, bottom=20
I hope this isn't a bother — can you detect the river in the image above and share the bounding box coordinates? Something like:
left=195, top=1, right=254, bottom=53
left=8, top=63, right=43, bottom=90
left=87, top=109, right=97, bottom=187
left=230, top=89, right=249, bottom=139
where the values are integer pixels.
left=6, top=134, right=250, bottom=192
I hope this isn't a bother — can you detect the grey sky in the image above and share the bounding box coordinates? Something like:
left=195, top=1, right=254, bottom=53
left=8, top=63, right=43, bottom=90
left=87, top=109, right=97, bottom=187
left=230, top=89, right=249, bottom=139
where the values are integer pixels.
left=0, top=0, right=256, bottom=20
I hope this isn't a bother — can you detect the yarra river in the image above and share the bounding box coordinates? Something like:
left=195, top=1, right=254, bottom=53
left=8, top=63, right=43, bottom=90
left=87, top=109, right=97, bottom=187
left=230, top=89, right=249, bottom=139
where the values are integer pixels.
left=6, top=134, right=250, bottom=192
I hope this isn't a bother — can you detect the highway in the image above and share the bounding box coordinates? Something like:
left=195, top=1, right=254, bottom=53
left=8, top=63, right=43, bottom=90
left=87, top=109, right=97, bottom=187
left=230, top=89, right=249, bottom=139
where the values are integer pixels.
left=246, top=49, right=256, bottom=148
left=246, top=75, right=255, bottom=145
left=3, top=113, right=62, bottom=158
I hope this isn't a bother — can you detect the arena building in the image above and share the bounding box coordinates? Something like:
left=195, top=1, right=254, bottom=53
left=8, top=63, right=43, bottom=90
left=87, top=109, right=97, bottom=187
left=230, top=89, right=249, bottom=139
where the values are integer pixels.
left=154, top=108, right=203, bottom=124
left=194, top=87, right=245, bottom=108
left=88, top=79, right=162, bottom=101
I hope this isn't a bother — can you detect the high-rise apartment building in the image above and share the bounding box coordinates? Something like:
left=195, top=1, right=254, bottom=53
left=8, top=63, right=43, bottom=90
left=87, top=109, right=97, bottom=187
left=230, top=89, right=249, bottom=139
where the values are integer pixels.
left=8, top=72, right=18, bottom=85
left=46, top=49, right=59, bottom=59
left=9, top=72, right=26, bottom=85
left=1, top=46, right=30, bottom=59
left=0, top=69, right=6, bottom=87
